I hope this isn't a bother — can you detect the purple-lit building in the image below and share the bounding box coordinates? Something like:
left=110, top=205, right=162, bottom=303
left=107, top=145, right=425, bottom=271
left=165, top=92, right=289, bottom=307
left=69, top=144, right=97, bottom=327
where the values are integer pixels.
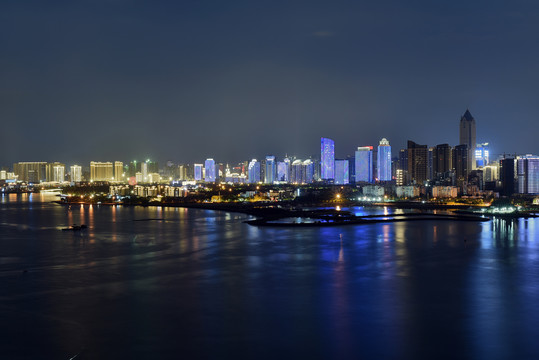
left=204, top=158, right=216, bottom=182
left=355, top=146, right=373, bottom=183
left=377, top=138, right=392, bottom=181
left=194, top=164, right=203, bottom=181
left=321, top=137, right=335, bottom=180
left=335, top=159, right=349, bottom=185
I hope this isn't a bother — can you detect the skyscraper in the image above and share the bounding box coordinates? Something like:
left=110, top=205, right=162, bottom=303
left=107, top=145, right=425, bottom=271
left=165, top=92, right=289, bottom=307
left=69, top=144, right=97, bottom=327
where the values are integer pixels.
left=452, top=144, right=469, bottom=187
left=517, top=156, right=539, bottom=195
left=248, top=159, right=260, bottom=183
left=205, top=158, right=216, bottom=182
left=500, top=158, right=515, bottom=196
left=114, top=161, right=123, bottom=181
left=407, top=141, right=428, bottom=184
left=334, top=159, right=349, bottom=185
left=433, top=144, right=452, bottom=179
left=321, top=137, right=335, bottom=180
left=90, top=161, right=113, bottom=181
left=277, top=160, right=290, bottom=183
left=377, top=138, right=392, bottom=181
left=194, top=164, right=203, bottom=181
left=70, top=165, right=82, bottom=182
left=355, top=146, right=374, bottom=183
left=475, top=143, right=490, bottom=167
left=459, top=109, right=476, bottom=170
left=265, top=156, right=276, bottom=184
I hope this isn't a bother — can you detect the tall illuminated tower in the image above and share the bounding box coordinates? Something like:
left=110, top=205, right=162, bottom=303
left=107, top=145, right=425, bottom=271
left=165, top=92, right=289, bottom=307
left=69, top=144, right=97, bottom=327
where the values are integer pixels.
left=355, top=146, right=373, bottom=183
left=194, top=164, right=203, bottom=181
left=334, top=159, right=349, bottom=185
left=205, top=158, right=216, bottom=182
left=248, top=159, right=260, bottom=183
left=265, top=156, right=276, bottom=184
left=459, top=109, right=476, bottom=170
left=377, top=138, right=392, bottom=181
left=321, top=137, right=335, bottom=180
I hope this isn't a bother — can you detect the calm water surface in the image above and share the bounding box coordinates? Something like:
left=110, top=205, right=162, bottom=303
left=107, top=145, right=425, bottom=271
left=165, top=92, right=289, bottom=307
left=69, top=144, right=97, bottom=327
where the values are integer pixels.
left=1, top=193, right=538, bottom=359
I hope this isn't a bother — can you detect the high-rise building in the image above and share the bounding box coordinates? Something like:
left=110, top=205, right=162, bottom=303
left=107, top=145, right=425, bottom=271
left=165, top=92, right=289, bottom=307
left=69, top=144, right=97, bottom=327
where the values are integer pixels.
left=248, top=159, right=260, bottom=183
left=276, top=161, right=290, bottom=183
left=205, top=158, right=216, bottom=182
left=291, top=160, right=304, bottom=184
left=90, top=162, right=113, bottom=181
left=53, top=165, right=65, bottom=183
left=377, top=138, right=392, bottom=181
left=355, top=146, right=373, bottom=183
left=321, top=137, right=335, bottom=180
left=265, top=156, right=276, bottom=184
left=459, top=109, right=476, bottom=170
left=303, top=160, right=315, bottom=183
left=194, top=164, right=203, bottom=181
left=114, top=161, right=123, bottom=181
left=433, top=144, right=452, bottom=177
left=500, top=158, right=515, bottom=196
left=13, top=162, right=47, bottom=183
left=70, top=165, right=82, bottom=182
left=475, top=143, right=490, bottom=167
left=334, top=159, right=349, bottom=185
left=141, top=162, right=148, bottom=182
left=452, top=144, right=469, bottom=186
left=407, top=141, right=428, bottom=184
left=517, top=156, right=539, bottom=195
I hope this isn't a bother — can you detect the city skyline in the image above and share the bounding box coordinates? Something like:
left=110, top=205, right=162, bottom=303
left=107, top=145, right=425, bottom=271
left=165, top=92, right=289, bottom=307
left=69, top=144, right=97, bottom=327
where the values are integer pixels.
left=2, top=1, right=539, bottom=165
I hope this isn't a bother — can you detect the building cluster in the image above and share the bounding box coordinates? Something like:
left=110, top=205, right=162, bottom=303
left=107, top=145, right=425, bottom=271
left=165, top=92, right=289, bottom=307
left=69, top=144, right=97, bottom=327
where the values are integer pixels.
left=2, top=110, right=538, bottom=198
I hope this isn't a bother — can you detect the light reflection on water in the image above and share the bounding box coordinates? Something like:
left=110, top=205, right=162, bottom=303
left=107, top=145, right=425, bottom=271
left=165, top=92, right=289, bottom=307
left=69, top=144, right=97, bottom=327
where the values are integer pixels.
left=0, top=194, right=538, bottom=359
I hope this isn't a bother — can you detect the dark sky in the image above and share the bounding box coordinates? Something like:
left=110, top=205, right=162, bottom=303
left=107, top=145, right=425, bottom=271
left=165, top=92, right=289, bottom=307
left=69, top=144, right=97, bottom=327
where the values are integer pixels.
left=2, top=0, right=539, bottom=166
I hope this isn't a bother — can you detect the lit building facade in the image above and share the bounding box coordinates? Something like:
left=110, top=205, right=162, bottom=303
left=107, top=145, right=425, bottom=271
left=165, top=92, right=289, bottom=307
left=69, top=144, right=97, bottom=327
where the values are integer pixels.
left=53, top=165, right=65, bottom=183
left=321, top=137, right=335, bottom=180
left=114, top=161, right=123, bottom=181
left=13, top=162, right=47, bottom=183
left=194, top=164, right=203, bottom=181
left=248, top=159, right=260, bottom=183
left=277, top=160, right=290, bottom=183
left=517, top=156, right=539, bottom=195
left=90, top=162, right=113, bottom=181
left=407, top=141, right=428, bottom=184
left=377, top=138, right=392, bottom=181
left=265, top=156, right=276, bottom=184
left=70, top=165, right=82, bottom=182
left=355, top=146, right=373, bottom=183
left=475, top=143, right=490, bottom=167
left=205, top=158, right=216, bottom=182
left=334, top=159, right=349, bottom=185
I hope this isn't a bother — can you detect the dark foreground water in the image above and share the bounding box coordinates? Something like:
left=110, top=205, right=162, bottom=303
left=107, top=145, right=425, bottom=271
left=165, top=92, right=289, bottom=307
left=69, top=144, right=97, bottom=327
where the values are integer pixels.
left=1, top=193, right=539, bottom=359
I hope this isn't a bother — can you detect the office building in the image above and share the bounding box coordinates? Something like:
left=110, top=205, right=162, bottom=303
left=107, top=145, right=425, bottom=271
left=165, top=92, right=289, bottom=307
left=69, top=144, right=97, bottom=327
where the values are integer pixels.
left=277, top=161, right=290, bottom=183
left=475, top=143, right=490, bottom=167
left=141, top=162, right=148, bottom=182
left=265, top=156, right=276, bottom=184
left=335, top=159, right=349, bottom=185
left=377, top=138, right=392, bottom=181
left=194, top=164, right=203, bottom=181
left=205, top=158, right=216, bottom=182
left=433, top=144, right=452, bottom=177
left=355, top=146, right=373, bottom=183
left=303, top=159, right=314, bottom=183
left=500, top=158, right=515, bottom=196
left=321, top=137, right=335, bottom=180
left=407, top=141, right=428, bottom=184
left=53, top=165, right=65, bottom=183
left=517, top=156, right=539, bottom=195
left=452, top=144, right=469, bottom=186
left=459, top=109, right=476, bottom=170
left=248, top=159, right=261, bottom=183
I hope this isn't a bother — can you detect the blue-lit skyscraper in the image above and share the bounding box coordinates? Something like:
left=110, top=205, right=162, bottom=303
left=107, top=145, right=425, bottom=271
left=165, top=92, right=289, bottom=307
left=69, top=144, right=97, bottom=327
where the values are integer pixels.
left=194, top=163, right=203, bottom=181
left=355, top=146, right=373, bottom=183
left=335, top=159, right=349, bottom=185
left=377, top=138, right=392, bottom=181
left=265, top=156, right=276, bottom=184
left=517, top=156, right=539, bottom=195
left=277, top=160, right=290, bottom=183
left=248, top=159, right=260, bottom=183
left=475, top=143, right=490, bottom=167
left=321, top=137, right=335, bottom=180
left=303, top=159, right=314, bottom=183
left=204, top=158, right=216, bottom=182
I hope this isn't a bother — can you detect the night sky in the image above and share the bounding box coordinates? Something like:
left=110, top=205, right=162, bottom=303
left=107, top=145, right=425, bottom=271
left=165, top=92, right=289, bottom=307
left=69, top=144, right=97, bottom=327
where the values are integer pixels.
left=2, top=0, right=539, bottom=166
